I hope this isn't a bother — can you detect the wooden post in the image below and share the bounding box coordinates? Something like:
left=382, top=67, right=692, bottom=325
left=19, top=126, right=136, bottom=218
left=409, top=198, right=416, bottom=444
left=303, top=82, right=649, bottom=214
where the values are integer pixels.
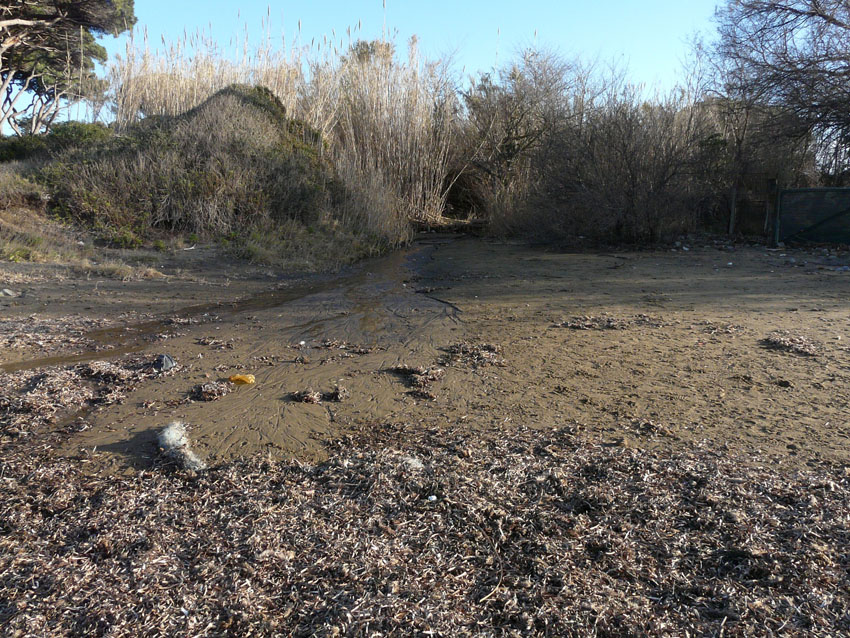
left=765, top=178, right=779, bottom=247
left=728, top=183, right=738, bottom=235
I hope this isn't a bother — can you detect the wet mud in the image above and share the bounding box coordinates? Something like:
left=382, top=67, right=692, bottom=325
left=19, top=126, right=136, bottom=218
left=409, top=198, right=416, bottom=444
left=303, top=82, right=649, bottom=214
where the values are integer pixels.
left=3, top=236, right=850, bottom=473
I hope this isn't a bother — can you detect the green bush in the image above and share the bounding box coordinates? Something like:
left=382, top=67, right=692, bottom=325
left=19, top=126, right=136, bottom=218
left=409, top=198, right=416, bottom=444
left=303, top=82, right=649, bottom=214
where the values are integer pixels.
left=0, top=122, right=114, bottom=162
left=37, top=84, right=409, bottom=263
left=41, top=85, right=337, bottom=237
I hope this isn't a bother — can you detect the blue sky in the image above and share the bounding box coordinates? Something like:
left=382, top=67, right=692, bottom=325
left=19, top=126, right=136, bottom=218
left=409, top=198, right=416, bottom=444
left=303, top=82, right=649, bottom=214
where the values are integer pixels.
left=103, top=1, right=721, bottom=88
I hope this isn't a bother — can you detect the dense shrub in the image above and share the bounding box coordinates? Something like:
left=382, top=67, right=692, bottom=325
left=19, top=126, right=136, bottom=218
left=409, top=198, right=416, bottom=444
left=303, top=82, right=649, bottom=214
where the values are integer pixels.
left=39, top=85, right=408, bottom=256
left=0, top=122, right=113, bottom=162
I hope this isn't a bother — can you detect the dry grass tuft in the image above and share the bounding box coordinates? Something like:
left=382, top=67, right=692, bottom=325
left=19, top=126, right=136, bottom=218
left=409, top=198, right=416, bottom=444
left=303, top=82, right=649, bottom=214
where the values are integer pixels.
left=0, top=426, right=848, bottom=635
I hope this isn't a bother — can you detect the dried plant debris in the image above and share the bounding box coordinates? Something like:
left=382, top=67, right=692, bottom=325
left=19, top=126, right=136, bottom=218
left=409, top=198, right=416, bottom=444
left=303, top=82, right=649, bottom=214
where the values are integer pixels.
left=319, top=339, right=374, bottom=355
left=0, top=315, right=113, bottom=353
left=190, top=381, right=232, bottom=402
left=393, top=365, right=445, bottom=388
left=762, top=331, right=821, bottom=356
left=558, top=314, right=667, bottom=330
left=156, top=420, right=206, bottom=471
left=696, top=320, right=747, bottom=335
left=323, top=385, right=350, bottom=402
left=1, top=428, right=848, bottom=636
left=167, top=317, right=201, bottom=325
left=0, top=356, right=163, bottom=437
left=292, top=388, right=323, bottom=404
left=441, top=342, right=505, bottom=368
left=630, top=419, right=675, bottom=438
left=196, top=336, right=234, bottom=349
left=408, top=388, right=437, bottom=401
left=291, top=385, right=350, bottom=404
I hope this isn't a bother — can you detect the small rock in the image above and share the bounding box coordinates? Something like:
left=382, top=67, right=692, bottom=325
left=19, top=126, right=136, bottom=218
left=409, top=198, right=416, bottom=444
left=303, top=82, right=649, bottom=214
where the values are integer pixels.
left=401, top=456, right=425, bottom=472
left=1, top=288, right=19, bottom=298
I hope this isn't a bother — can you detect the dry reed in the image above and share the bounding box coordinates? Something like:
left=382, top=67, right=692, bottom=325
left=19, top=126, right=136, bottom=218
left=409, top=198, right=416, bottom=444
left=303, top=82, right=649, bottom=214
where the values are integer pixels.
left=110, top=25, right=455, bottom=227
left=0, top=424, right=847, bottom=635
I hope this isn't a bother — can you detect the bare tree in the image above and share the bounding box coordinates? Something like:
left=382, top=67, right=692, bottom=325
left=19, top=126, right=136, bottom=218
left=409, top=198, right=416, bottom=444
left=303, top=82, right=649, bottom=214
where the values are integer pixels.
left=459, top=49, right=589, bottom=225
left=716, top=0, right=850, bottom=174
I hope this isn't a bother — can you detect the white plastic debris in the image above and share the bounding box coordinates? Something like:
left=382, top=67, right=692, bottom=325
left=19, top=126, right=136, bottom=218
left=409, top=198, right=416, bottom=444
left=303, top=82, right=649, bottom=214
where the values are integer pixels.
left=157, top=421, right=206, bottom=471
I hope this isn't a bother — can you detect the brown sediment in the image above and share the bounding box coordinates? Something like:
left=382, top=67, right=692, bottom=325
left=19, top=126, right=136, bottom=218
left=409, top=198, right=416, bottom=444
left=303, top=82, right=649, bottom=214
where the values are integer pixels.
left=2, top=237, right=850, bottom=634
left=1, top=237, right=849, bottom=475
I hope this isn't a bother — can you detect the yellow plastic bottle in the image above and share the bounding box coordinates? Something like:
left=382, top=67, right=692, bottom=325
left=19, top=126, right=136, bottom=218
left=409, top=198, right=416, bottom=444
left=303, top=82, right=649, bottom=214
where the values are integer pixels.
left=228, top=374, right=256, bottom=385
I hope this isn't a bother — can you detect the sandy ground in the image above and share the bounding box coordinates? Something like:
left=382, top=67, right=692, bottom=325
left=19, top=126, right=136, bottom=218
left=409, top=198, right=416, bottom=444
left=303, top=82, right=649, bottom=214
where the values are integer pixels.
left=2, top=236, right=850, bottom=474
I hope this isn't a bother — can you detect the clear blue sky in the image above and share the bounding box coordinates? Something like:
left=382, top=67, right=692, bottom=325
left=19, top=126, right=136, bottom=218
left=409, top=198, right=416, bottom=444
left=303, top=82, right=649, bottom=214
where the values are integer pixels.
left=102, top=1, right=721, bottom=88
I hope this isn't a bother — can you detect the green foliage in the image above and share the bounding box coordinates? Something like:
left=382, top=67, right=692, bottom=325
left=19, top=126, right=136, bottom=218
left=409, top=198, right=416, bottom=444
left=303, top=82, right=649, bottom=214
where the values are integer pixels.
left=0, top=122, right=114, bottom=161
left=1, top=1, right=136, bottom=134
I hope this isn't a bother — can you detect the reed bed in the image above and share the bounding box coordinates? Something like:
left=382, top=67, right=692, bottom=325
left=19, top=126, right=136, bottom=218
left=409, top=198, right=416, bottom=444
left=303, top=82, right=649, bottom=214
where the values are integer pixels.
left=110, top=26, right=455, bottom=227
left=1, top=424, right=847, bottom=636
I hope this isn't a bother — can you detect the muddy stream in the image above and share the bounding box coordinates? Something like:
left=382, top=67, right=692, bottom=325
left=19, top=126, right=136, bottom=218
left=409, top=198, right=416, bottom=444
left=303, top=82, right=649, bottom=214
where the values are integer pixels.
left=35, top=237, right=468, bottom=472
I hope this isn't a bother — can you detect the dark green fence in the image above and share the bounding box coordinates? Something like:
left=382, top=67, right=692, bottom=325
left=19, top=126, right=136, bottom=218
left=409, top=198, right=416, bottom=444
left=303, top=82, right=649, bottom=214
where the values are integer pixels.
left=777, top=188, right=850, bottom=244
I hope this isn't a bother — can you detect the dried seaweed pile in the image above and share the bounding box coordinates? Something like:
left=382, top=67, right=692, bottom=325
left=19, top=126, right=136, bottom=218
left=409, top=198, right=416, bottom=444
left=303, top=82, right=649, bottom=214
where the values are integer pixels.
left=190, top=381, right=232, bottom=401
left=391, top=365, right=445, bottom=400
left=441, top=342, right=505, bottom=368
left=292, top=386, right=350, bottom=404
left=1, top=271, right=47, bottom=285
left=196, top=336, right=234, bottom=350
left=319, top=339, right=374, bottom=355
left=695, top=320, right=748, bottom=336
left=1, top=428, right=848, bottom=637
left=559, top=314, right=667, bottom=330
left=0, top=315, right=113, bottom=353
left=762, top=331, right=821, bottom=356
left=0, top=358, right=160, bottom=436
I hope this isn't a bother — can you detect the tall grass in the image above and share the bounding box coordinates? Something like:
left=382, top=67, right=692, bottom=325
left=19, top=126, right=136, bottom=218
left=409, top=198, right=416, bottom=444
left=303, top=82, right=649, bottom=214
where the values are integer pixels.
left=110, top=26, right=456, bottom=227
left=89, top=21, right=816, bottom=248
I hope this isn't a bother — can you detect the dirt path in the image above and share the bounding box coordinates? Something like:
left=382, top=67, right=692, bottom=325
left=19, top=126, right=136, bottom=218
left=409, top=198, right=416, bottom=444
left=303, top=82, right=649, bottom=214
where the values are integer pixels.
left=3, top=236, right=850, bottom=473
